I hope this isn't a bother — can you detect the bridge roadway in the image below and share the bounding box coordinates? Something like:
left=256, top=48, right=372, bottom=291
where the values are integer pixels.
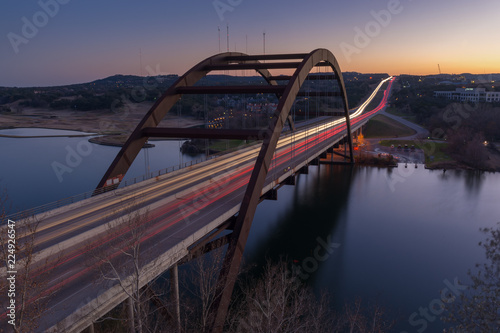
left=1, top=77, right=393, bottom=332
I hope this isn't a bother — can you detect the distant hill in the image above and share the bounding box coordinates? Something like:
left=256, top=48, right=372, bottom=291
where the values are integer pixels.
left=399, top=73, right=500, bottom=82
left=0, top=72, right=389, bottom=112
left=88, top=74, right=180, bottom=90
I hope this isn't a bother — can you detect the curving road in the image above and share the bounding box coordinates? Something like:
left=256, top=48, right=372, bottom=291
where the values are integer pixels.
left=0, top=77, right=394, bottom=332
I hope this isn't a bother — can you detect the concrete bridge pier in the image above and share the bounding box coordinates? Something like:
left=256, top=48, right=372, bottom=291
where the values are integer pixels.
left=170, top=263, right=181, bottom=333
left=86, top=323, right=95, bottom=333
left=353, top=126, right=363, bottom=142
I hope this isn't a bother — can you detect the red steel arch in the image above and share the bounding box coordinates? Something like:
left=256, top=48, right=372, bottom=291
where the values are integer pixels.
left=95, top=49, right=352, bottom=192
left=208, top=48, right=354, bottom=332
left=94, top=49, right=354, bottom=332
left=95, top=52, right=280, bottom=190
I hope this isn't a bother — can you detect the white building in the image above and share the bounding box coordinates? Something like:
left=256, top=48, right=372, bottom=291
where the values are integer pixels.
left=486, top=91, right=500, bottom=102
left=434, top=87, right=500, bottom=103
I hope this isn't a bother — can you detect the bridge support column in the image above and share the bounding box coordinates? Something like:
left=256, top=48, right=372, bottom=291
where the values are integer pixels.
left=344, top=140, right=348, bottom=161
left=87, top=323, right=95, bottom=333
left=284, top=175, right=296, bottom=185
left=262, top=188, right=278, bottom=201
left=170, top=263, right=181, bottom=333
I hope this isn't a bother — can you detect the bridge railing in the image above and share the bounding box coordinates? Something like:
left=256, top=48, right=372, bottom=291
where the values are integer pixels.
left=3, top=155, right=212, bottom=223
left=3, top=115, right=357, bottom=223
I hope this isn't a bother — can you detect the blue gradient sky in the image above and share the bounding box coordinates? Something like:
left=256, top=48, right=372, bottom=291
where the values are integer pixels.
left=1, top=0, right=499, bottom=87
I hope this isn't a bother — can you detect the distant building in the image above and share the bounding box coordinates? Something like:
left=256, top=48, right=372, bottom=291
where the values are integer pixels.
left=437, top=80, right=455, bottom=85
left=434, top=87, right=500, bottom=103
left=246, top=102, right=277, bottom=113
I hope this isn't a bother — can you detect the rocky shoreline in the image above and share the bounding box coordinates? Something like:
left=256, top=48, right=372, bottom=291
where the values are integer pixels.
left=88, top=135, right=155, bottom=148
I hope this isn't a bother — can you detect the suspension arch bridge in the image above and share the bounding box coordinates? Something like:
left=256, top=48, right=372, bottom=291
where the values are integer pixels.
left=1, top=49, right=393, bottom=332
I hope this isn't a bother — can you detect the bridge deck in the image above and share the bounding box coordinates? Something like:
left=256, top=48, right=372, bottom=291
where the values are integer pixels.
left=0, top=77, right=393, bottom=333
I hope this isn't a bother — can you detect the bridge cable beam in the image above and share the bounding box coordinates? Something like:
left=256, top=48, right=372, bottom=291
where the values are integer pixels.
left=142, top=127, right=264, bottom=140
left=224, top=53, right=309, bottom=61
left=176, top=85, right=286, bottom=95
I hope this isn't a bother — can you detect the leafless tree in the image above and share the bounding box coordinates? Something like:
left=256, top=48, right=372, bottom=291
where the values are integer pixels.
left=0, top=193, right=58, bottom=333
left=226, top=259, right=340, bottom=333
left=443, top=224, right=500, bottom=332
left=87, top=201, right=169, bottom=333
left=447, top=128, right=488, bottom=168
left=343, top=298, right=395, bottom=333
left=180, top=247, right=226, bottom=333
left=224, top=258, right=395, bottom=333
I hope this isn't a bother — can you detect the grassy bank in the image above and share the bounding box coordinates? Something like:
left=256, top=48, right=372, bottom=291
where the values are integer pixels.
left=363, top=114, right=416, bottom=138
left=385, top=107, right=419, bottom=124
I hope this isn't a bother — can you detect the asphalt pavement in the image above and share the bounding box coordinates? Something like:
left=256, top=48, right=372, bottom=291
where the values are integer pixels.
left=379, top=109, right=429, bottom=140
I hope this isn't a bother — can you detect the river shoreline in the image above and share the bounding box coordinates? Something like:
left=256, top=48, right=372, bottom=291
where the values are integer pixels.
left=3, top=121, right=499, bottom=172
left=0, top=104, right=204, bottom=138
left=0, top=133, right=95, bottom=138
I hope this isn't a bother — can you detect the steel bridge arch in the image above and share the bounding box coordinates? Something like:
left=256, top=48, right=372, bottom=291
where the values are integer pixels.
left=207, top=48, right=354, bottom=332
left=94, top=49, right=354, bottom=332
left=95, top=48, right=353, bottom=191
left=96, top=52, right=279, bottom=190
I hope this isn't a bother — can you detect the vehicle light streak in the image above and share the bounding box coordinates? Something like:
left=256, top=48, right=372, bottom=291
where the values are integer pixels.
left=0, top=77, right=394, bottom=324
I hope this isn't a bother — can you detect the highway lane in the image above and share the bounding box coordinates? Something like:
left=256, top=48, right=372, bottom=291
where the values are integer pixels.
left=7, top=76, right=395, bottom=330
left=15, top=77, right=392, bottom=260
left=1, top=77, right=394, bottom=332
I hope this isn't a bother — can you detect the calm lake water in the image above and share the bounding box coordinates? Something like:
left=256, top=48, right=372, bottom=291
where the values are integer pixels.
left=246, top=164, right=498, bottom=332
left=1, top=128, right=498, bottom=332
left=0, top=128, right=204, bottom=214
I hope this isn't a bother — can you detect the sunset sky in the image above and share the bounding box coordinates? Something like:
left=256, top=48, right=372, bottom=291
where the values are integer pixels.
left=1, top=0, right=499, bottom=87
